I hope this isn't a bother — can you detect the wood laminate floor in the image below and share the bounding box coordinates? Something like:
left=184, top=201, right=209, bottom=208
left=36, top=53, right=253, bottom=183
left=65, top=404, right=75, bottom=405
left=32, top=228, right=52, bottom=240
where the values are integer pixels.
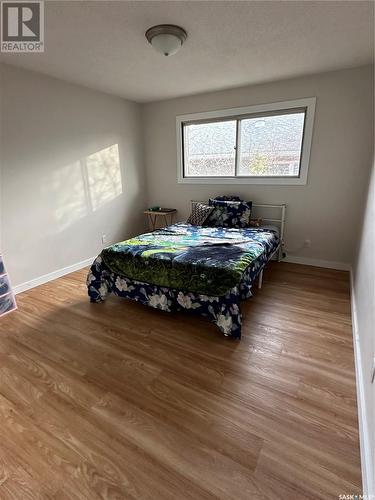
left=0, top=263, right=361, bottom=499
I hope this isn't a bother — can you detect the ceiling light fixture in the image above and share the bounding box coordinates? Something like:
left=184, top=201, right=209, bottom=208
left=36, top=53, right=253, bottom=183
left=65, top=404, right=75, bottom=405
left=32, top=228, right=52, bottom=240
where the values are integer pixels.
left=145, top=24, right=187, bottom=57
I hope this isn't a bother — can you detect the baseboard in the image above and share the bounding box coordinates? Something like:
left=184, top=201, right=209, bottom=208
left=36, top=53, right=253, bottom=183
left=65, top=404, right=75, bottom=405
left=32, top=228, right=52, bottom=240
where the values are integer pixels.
left=350, top=268, right=374, bottom=497
left=284, top=255, right=351, bottom=271
left=13, top=257, right=95, bottom=295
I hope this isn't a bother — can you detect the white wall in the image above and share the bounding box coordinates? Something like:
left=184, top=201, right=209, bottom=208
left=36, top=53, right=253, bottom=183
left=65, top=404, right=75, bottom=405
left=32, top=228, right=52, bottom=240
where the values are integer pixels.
left=352, top=148, right=375, bottom=495
left=1, top=61, right=373, bottom=489
left=142, top=65, right=373, bottom=268
left=0, top=65, right=3, bottom=252
left=0, top=64, right=146, bottom=287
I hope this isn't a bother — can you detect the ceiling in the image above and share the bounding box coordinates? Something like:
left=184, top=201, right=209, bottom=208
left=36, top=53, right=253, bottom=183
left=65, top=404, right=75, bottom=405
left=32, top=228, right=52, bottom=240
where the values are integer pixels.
left=1, top=1, right=373, bottom=103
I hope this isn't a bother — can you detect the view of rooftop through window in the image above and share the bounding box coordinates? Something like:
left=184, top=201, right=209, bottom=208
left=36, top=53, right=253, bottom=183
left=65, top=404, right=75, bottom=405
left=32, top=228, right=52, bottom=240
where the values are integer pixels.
left=183, top=111, right=306, bottom=178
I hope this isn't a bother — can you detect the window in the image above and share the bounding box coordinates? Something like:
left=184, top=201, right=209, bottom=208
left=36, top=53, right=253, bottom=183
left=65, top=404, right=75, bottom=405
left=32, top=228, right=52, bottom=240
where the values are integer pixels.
left=177, top=98, right=316, bottom=185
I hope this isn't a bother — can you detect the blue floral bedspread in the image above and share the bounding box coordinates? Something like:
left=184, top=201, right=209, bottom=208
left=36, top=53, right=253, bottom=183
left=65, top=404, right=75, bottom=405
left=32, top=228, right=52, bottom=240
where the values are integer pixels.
left=87, top=224, right=279, bottom=339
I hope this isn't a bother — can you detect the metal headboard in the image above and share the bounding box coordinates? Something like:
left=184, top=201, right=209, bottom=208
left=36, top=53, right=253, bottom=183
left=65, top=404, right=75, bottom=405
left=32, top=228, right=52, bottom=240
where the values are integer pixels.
left=190, top=200, right=286, bottom=261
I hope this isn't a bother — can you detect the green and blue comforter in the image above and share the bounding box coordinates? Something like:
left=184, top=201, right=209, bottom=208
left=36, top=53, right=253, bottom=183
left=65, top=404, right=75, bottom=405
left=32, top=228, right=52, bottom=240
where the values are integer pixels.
left=87, top=223, right=279, bottom=338
left=100, top=223, right=277, bottom=296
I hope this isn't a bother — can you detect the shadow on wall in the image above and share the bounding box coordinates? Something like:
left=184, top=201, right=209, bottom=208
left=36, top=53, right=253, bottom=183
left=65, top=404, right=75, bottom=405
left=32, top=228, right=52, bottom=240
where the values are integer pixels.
left=41, top=144, right=123, bottom=231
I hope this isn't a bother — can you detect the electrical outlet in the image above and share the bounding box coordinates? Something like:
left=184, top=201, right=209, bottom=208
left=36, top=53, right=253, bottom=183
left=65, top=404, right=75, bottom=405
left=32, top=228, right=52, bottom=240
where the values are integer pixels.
left=101, top=234, right=107, bottom=245
left=304, top=239, right=311, bottom=248
left=371, top=357, right=375, bottom=384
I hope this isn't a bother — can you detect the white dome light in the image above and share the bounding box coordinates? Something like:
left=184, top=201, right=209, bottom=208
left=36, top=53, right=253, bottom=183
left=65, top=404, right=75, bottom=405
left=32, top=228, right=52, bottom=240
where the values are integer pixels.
left=145, top=25, right=187, bottom=57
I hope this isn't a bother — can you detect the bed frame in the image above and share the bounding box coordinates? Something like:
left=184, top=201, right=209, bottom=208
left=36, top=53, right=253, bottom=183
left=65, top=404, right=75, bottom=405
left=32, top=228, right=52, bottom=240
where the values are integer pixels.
left=87, top=202, right=287, bottom=339
left=191, top=201, right=286, bottom=289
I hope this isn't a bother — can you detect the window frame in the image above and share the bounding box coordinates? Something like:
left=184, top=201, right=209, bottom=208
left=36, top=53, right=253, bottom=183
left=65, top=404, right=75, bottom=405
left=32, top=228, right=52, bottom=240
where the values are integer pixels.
left=176, top=97, right=316, bottom=185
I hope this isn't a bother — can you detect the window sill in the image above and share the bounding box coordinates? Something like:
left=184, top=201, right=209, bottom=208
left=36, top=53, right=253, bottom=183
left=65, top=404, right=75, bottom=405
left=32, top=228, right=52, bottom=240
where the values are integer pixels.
left=177, top=176, right=308, bottom=185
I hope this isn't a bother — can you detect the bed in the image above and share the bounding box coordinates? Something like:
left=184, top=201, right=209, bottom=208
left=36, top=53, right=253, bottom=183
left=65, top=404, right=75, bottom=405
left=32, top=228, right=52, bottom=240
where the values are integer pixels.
left=87, top=202, right=285, bottom=339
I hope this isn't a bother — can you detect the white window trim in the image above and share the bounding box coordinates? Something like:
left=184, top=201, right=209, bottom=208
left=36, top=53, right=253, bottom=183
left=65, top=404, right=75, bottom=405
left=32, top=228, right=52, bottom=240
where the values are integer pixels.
left=176, top=97, right=316, bottom=185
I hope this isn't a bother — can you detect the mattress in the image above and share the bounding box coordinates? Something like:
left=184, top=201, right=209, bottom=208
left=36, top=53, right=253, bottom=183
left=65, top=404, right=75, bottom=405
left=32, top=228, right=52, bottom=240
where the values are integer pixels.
left=100, top=223, right=279, bottom=296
